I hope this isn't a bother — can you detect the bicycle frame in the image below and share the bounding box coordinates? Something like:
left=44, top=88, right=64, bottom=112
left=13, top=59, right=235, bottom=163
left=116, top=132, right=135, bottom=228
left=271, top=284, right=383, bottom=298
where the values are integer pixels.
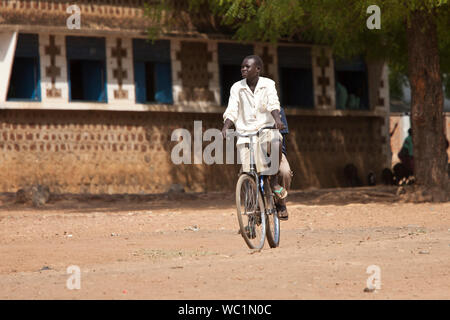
left=229, top=125, right=277, bottom=208
left=231, top=125, right=281, bottom=249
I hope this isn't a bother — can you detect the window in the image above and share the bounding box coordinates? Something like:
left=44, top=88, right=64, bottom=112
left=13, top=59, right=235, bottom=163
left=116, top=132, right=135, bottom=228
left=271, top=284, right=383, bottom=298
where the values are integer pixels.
left=218, top=43, right=254, bottom=106
left=7, top=33, right=41, bottom=101
left=278, top=46, right=314, bottom=109
left=334, top=57, right=369, bottom=110
left=133, top=39, right=172, bottom=104
left=66, top=36, right=107, bottom=102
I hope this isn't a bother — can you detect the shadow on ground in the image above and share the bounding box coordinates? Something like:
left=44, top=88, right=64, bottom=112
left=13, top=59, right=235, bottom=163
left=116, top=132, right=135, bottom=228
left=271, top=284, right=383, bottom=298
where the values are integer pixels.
left=0, top=185, right=401, bottom=214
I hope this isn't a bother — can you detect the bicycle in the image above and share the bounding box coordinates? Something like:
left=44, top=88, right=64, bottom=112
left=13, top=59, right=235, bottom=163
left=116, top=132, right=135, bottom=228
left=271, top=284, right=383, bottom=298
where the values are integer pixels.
left=228, top=126, right=281, bottom=250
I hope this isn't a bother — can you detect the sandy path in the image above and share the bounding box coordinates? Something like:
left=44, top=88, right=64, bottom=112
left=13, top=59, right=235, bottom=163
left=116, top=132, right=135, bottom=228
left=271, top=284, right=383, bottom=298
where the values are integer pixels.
left=0, top=187, right=449, bottom=300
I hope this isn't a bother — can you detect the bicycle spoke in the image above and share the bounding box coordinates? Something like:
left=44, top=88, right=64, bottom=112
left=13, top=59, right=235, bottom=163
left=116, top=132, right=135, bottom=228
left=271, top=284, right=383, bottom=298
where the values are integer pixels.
left=236, top=175, right=265, bottom=249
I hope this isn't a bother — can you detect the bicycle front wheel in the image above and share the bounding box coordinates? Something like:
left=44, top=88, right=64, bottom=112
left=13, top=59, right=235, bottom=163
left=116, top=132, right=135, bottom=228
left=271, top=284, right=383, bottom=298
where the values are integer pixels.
left=236, top=174, right=266, bottom=249
left=265, top=192, right=280, bottom=248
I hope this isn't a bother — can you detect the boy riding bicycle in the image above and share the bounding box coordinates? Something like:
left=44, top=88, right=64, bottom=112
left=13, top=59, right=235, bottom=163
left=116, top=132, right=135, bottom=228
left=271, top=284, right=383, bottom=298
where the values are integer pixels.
left=221, top=55, right=289, bottom=220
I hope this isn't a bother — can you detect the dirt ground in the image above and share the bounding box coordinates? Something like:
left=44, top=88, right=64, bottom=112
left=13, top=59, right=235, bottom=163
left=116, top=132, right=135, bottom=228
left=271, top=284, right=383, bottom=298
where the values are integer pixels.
left=0, top=186, right=449, bottom=300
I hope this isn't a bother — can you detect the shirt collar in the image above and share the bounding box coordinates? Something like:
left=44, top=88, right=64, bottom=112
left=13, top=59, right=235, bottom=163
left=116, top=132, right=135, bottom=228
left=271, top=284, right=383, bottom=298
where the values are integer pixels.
left=239, top=77, right=268, bottom=92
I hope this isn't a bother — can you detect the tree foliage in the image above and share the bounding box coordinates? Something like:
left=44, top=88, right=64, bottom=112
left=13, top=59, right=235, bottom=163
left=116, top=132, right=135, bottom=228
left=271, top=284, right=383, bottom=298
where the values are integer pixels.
left=146, top=0, right=450, bottom=94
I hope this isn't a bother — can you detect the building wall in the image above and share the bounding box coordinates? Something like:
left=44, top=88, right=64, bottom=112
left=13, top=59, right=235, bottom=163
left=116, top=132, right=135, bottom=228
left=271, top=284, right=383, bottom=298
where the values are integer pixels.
left=0, top=109, right=233, bottom=194
left=0, top=22, right=391, bottom=193
left=0, top=0, right=151, bottom=32
left=0, top=109, right=385, bottom=193
left=0, top=32, right=17, bottom=102
left=287, top=114, right=385, bottom=189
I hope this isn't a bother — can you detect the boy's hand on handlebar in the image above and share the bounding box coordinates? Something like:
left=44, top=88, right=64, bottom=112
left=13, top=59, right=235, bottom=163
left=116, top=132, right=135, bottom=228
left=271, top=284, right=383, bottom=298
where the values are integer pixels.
left=270, top=109, right=286, bottom=131
left=274, top=119, right=286, bottom=130
left=221, top=127, right=228, bottom=139
left=222, top=118, right=233, bottom=139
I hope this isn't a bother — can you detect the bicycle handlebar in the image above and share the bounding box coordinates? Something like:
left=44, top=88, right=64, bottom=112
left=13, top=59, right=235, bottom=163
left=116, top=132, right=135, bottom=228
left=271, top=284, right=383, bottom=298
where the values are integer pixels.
left=229, top=125, right=278, bottom=138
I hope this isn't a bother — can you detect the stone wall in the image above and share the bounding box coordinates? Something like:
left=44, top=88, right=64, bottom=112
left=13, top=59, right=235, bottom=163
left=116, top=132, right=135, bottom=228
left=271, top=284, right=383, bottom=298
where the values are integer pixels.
left=0, top=109, right=385, bottom=194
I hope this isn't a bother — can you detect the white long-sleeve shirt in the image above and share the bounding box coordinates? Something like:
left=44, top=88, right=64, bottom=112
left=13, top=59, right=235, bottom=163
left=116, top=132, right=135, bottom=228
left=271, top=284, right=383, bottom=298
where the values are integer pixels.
left=223, top=77, right=281, bottom=145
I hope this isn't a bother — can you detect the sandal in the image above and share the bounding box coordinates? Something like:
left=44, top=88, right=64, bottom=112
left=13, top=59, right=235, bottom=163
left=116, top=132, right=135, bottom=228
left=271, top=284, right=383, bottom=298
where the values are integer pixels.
left=272, top=185, right=288, bottom=200
left=276, top=204, right=289, bottom=221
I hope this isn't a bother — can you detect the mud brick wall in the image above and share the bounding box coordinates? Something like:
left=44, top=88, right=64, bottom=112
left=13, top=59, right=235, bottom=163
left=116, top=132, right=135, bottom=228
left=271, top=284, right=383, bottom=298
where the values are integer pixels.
left=286, top=115, right=385, bottom=188
left=176, top=41, right=216, bottom=104
left=0, top=109, right=240, bottom=194
left=0, top=109, right=386, bottom=194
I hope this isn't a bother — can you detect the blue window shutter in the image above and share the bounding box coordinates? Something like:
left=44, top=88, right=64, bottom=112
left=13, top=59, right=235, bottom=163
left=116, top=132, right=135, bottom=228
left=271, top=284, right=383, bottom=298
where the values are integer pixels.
left=100, top=62, right=107, bottom=102
left=134, top=61, right=147, bottom=103
left=66, top=36, right=107, bottom=102
left=81, top=61, right=105, bottom=102
left=133, top=38, right=172, bottom=104
left=8, top=34, right=41, bottom=101
left=279, top=67, right=314, bottom=108
left=22, top=58, right=36, bottom=99
left=155, top=62, right=173, bottom=104
left=8, top=58, right=35, bottom=100
left=32, top=58, right=41, bottom=101
left=15, top=34, right=39, bottom=58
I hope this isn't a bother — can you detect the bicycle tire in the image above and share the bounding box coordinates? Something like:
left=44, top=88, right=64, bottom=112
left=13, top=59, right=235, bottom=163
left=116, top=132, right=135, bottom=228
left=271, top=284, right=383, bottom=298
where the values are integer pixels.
left=264, top=185, right=280, bottom=248
left=235, top=174, right=266, bottom=250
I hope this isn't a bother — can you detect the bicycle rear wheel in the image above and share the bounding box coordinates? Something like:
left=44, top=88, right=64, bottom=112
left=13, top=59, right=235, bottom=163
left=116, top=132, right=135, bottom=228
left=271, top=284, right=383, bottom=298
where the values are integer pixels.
left=264, top=182, right=280, bottom=248
left=236, top=174, right=266, bottom=249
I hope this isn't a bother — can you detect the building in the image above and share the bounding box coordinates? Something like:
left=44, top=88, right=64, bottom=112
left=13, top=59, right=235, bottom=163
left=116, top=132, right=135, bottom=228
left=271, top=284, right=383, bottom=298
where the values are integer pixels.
left=0, top=0, right=392, bottom=194
left=389, top=83, right=450, bottom=165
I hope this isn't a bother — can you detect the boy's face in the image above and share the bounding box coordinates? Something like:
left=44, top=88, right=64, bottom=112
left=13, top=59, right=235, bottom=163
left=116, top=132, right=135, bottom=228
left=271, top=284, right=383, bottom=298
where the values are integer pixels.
left=241, top=58, right=260, bottom=80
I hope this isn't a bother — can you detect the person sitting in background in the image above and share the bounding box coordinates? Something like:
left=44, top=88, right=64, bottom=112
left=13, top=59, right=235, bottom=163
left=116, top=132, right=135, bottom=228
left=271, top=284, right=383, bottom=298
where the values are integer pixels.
left=336, top=81, right=348, bottom=109
left=398, top=128, right=414, bottom=176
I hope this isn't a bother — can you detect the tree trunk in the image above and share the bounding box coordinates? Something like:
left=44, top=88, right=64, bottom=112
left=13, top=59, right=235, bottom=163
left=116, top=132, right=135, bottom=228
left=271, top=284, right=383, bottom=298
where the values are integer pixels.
left=405, top=9, right=448, bottom=201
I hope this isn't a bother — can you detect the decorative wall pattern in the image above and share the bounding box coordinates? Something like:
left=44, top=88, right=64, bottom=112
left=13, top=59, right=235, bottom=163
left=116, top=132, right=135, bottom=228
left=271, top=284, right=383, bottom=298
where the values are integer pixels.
left=177, top=41, right=215, bottom=104
left=106, top=37, right=135, bottom=104
left=376, top=63, right=391, bottom=167
left=312, top=46, right=336, bottom=110
left=170, top=39, right=182, bottom=105
left=39, top=34, right=69, bottom=102
left=207, top=41, right=220, bottom=106
left=376, top=64, right=389, bottom=111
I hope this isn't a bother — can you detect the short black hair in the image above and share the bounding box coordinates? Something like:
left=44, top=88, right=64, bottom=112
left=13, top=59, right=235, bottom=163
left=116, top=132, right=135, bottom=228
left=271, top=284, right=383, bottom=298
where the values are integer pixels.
left=243, top=55, right=264, bottom=71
